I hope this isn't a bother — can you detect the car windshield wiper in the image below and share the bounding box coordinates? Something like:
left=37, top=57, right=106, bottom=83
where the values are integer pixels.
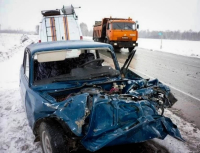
left=88, top=72, right=119, bottom=79
left=52, top=77, right=80, bottom=85
left=90, top=72, right=110, bottom=79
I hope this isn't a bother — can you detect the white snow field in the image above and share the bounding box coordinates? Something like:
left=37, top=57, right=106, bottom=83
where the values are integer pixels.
left=0, top=33, right=199, bottom=153
left=138, top=38, right=200, bottom=58
left=83, top=36, right=200, bottom=58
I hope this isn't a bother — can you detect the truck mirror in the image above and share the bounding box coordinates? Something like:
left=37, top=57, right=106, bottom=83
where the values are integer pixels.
left=107, top=24, right=109, bottom=30
left=137, top=24, right=139, bottom=29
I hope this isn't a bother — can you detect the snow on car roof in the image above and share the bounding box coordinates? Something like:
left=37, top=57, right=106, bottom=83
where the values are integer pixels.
left=26, top=40, right=114, bottom=55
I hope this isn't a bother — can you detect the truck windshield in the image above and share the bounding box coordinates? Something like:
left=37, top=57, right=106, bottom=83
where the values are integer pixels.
left=112, top=22, right=136, bottom=30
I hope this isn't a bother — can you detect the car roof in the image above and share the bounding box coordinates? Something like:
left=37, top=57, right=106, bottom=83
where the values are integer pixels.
left=27, top=40, right=114, bottom=55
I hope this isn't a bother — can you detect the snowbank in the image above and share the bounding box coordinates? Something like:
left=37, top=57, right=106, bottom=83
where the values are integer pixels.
left=0, top=33, right=42, bottom=153
left=0, top=33, right=39, bottom=62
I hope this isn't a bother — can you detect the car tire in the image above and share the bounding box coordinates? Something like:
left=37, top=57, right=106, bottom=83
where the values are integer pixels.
left=114, top=47, right=121, bottom=53
left=128, top=47, right=135, bottom=52
left=39, top=121, right=69, bottom=153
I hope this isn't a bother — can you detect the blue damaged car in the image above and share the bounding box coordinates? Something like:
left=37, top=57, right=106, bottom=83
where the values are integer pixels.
left=19, top=40, right=184, bottom=153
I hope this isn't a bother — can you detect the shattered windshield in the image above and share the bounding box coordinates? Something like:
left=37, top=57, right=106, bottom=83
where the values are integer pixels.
left=33, top=48, right=120, bottom=85
left=112, top=22, right=136, bottom=30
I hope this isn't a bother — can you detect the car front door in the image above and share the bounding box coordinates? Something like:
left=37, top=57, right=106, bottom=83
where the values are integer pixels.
left=20, top=49, right=39, bottom=128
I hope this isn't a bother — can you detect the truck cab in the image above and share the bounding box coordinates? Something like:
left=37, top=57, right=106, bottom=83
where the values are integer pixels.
left=93, top=17, right=139, bottom=52
left=39, top=5, right=83, bottom=42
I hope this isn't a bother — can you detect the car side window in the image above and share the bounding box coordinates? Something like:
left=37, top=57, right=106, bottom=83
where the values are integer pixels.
left=25, top=51, right=29, bottom=78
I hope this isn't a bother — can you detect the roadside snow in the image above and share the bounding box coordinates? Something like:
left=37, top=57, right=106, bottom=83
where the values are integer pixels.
left=83, top=36, right=200, bottom=58
left=0, top=33, right=42, bottom=153
left=0, top=89, right=42, bottom=153
left=0, top=33, right=38, bottom=62
left=138, top=38, right=200, bottom=58
left=153, top=109, right=200, bottom=153
left=0, top=33, right=199, bottom=153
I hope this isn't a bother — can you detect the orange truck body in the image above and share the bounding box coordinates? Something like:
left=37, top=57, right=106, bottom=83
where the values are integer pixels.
left=93, top=17, right=139, bottom=52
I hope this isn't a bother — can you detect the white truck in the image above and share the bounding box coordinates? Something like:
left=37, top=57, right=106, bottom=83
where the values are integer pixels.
left=39, top=5, right=83, bottom=42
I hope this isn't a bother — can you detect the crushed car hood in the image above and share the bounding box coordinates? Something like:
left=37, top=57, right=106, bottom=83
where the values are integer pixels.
left=37, top=78, right=184, bottom=152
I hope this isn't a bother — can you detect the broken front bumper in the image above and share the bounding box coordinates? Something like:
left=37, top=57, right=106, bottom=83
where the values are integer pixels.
left=81, top=115, right=184, bottom=152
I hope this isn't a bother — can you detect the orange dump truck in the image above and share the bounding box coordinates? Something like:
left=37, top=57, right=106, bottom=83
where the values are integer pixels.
left=93, top=17, right=139, bottom=52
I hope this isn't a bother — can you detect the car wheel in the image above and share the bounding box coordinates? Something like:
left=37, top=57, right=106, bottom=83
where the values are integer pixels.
left=39, top=121, right=69, bottom=153
left=128, top=47, right=135, bottom=52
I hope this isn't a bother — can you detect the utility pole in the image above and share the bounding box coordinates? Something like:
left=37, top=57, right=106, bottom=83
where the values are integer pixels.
left=158, top=32, right=162, bottom=49
left=160, top=35, right=162, bottom=49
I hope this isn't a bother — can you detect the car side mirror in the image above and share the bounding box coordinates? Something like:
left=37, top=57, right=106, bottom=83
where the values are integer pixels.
left=137, top=24, right=139, bottom=29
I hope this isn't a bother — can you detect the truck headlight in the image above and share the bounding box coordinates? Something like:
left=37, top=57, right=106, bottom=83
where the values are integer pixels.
left=114, top=43, right=117, bottom=45
left=133, top=43, right=135, bottom=46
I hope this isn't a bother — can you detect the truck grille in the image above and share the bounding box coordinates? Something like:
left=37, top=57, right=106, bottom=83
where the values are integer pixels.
left=117, top=37, right=132, bottom=41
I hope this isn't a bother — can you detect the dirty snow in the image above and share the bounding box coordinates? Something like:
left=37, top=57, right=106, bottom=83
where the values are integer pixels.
left=153, top=109, right=200, bottom=153
left=0, top=33, right=200, bottom=153
left=83, top=36, right=200, bottom=58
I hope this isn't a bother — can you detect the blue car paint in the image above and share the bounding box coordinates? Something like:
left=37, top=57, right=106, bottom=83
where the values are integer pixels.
left=19, top=40, right=184, bottom=152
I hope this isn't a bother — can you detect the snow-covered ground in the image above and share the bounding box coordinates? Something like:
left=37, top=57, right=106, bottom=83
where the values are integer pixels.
left=138, top=38, right=200, bottom=58
left=83, top=36, right=200, bottom=58
left=0, top=33, right=200, bottom=153
left=0, top=33, right=42, bottom=153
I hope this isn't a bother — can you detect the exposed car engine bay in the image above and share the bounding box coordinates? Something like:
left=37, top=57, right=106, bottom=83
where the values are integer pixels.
left=51, top=79, right=175, bottom=102
left=47, top=78, right=177, bottom=122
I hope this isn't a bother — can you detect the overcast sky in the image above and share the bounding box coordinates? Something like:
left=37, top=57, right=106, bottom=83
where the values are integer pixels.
left=0, top=0, right=200, bottom=32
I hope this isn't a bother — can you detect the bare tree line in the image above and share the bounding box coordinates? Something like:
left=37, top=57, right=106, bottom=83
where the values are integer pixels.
left=0, top=29, right=37, bottom=35
left=80, top=22, right=93, bottom=36
left=139, top=30, right=200, bottom=41
left=0, top=24, right=38, bottom=35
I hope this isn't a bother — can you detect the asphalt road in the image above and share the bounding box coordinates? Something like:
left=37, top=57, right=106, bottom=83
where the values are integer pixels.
left=101, top=47, right=200, bottom=128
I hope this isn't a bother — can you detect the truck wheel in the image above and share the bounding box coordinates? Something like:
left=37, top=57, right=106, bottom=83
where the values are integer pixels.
left=128, top=47, right=135, bottom=52
left=39, top=121, right=69, bottom=153
left=114, top=47, right=121, bottom=53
